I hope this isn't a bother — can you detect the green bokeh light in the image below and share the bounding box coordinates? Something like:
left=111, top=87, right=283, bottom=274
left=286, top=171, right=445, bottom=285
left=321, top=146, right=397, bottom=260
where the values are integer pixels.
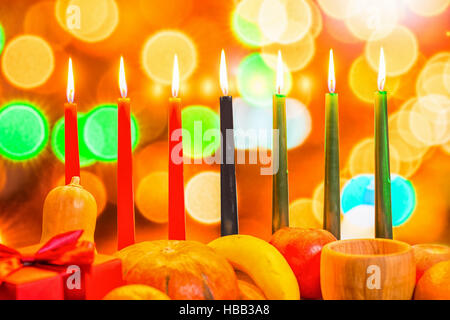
left=0, top=24, right=5, bottom=55
left=83, top=104, right=139, bottom=162
left=0, top=102, right=49, bottom=161
left=181, top=106, right=220, bottom=159
left=231, top=10, right=265, bottom=48
left=51, top=113, right=96, bottom=167
left=237, top=53, right=292, bottom=108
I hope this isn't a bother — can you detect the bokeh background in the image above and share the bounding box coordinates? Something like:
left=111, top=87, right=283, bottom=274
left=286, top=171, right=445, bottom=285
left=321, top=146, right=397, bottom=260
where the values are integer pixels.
left=0, top=0, right=448, bottom=254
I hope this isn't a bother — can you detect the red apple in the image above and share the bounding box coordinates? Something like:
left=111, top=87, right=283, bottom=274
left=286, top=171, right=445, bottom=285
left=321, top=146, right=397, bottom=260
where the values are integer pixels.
left=269, top=227, right=336, bottom=299
left=413, top=243, right=450, bottom=283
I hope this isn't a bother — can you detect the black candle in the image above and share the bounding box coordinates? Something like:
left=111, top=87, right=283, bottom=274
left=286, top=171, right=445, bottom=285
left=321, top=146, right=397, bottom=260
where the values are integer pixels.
left=219, top=50, right=238, bottom=236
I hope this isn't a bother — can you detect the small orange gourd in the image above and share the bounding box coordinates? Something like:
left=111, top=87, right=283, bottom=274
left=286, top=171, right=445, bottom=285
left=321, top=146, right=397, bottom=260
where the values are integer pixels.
left=41, top=176, right=97, bottom=243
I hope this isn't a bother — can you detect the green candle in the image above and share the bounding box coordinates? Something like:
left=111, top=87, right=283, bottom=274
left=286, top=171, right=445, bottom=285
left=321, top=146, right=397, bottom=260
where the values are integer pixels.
left=272, top=51, right=289, bottom=233
left=374, top=48, right=393, bottom=239
left=323, top=49, right=340, bottom=239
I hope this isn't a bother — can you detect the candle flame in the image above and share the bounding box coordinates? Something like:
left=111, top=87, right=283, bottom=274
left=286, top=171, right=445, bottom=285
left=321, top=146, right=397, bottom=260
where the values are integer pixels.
left=119, top=56, right=127, bottom=98
left=172, top=54, right=179, bottom=97
left=220, top=49, right=228, bottom=96
left=276, top=50, right=284, bottom=94
left=328, top=49, right=336, bottom=93
left=66, top=58, right=74, bottom=103
left=378, top=47, right=386, bottom=91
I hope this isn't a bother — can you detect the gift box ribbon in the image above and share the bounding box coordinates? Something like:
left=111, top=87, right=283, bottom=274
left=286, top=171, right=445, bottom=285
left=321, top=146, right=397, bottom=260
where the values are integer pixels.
left=0, top=230, right=95, bottom=285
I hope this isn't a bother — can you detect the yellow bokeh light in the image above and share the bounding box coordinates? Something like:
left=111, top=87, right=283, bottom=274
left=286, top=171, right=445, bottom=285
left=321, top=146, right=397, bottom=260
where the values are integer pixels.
left=345, top=0, right=399, bottom=41
left=1, top=35, right=54, bottom=89
left=312, top=178, right=348, bottom=226
left=141, top=30, right=197, bottom=85
left=307, top=0, right=323, bottom=38
left=405, top=0, right=449, bottom=17
left=317, top=0, right=354, bottom=20
left=273, top=0, right=313, bottom=44
left=365, top=26, right=419, bottom=77
left=55, top=0, right=119, bottom=43
left=348, top=138, right=401, bottom=177
left=409, top=95, right=450, bottom=146
left=349, top=55, right=400, bottom=104
left=416, top=52, right=450, bottom=97
left=389, top=111, right=430, bottom=162
left=185, top=171, right=221, bottom=225
left=136, top=171, right=168, bottom=224
left=261, top=33, right=315, bottom=72
left=258, top=0, right=288, bottom=42
left=289, top=198, right=321, bottom=229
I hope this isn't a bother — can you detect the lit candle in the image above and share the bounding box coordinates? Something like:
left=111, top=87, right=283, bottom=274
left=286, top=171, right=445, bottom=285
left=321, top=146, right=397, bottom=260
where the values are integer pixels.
left=117, top=56, right=135, bottom=250
left=323, top=49, right=340, bottom=239
left=219, top=50, right=238, bottom=236
left=374, top=47, right=393, bottom=239
left=168, top=54, right=186, bottom=240
left=64, top=58, right=80, bottom=185
left=272, top=51, right=289, bottom=233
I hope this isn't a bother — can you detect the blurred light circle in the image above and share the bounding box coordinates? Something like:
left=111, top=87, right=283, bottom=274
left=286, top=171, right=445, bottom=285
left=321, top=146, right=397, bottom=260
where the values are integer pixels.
left=232, top=97, right=311, bottom=150
left=0, top=102, right=49, bottom=161
left=289, top=198, right=321, bottom=228
left=341, top=174, right=416, bottom=227
left=55, top=170, right=107, bottom=216
left=237, top=53, right=292, bottom=107
left=295, top=74, right=314, bottom=105
left=55, top=0, right=119, bottom=43
left=405, top=0, right=449, bottom=17
left=261, top=33, right=315, bottom=72
left=285, top=98, right=312, bottom=150
left=348, top=138, right=400, bottom=177
left=341, top=205, right=375, bottom=240
left=181, top=106, right=220, bottom=159
left=416, top=53, right=450, bottom=97
left=232, top=0, right=271, bottom=47
left=232, top=97, right=272, bottom=150
left=312, top=178, right=348, bottom=226
left=409, top=95, right=450, bottom=146
left=24, top=1, right=71, bottom=47
left=365, top=26, right=418, bottom=77
left=345, top=0, right=399, bottom=41
left=185, top=171, right=221, bottom=225
left=51, top=113, right=96, bottom=167
left=84, top=104, right=139, bottom=162
left=1, top=35, right=54, bottom=89
left=141, top=30, right=197, bottom=85
left=259, top=0, right=312, bottom=44
left=317, top=0, right=354, bottom=20
left=258, top=0, right=288, bottom=42
left=306, top=0, right=323, bottom=38
left=389, top=112, right=429, bottom=162
left=136, top=171, right=168, bottom=224
left=349, top=56, right=400, bottom=104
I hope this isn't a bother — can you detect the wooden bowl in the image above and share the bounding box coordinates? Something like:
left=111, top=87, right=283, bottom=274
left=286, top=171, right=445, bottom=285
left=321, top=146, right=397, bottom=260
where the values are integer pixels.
left=320, top=238, right=415, bottom=300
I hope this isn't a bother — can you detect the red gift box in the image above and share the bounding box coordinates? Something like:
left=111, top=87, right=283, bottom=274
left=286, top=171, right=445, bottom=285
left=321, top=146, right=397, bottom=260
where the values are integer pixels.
left=0, top=230, right=123, bottom=300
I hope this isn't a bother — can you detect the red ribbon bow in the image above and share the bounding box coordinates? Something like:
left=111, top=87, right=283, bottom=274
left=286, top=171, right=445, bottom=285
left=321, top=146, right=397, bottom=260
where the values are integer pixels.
left=0, top=230, right=95, bottom=285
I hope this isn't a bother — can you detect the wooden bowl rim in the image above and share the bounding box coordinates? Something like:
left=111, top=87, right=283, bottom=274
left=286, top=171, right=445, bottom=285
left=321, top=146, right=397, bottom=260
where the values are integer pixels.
left=323, top=238, right=412, bottom=258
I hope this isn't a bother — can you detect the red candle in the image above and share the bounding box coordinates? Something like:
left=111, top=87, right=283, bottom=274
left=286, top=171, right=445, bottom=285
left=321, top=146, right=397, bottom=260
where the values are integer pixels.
left=117, top=56, right=135, bottom=250
left=64, top=58, right=80, bottom=185
left=168, top=54, right=186, bottom=240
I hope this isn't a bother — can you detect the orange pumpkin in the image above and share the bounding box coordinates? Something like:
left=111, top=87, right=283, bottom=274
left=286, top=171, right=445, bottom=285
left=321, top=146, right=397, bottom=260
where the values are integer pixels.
left=103, top=284, right=170, bottom=300
left=41, top=176, right=97, bottom=243
left=115, top=240, right=240, bottom=300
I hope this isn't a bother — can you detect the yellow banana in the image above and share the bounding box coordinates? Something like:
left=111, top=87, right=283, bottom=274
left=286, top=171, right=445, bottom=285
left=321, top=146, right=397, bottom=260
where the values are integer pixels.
left=208, top=234, right=300, bottom=300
